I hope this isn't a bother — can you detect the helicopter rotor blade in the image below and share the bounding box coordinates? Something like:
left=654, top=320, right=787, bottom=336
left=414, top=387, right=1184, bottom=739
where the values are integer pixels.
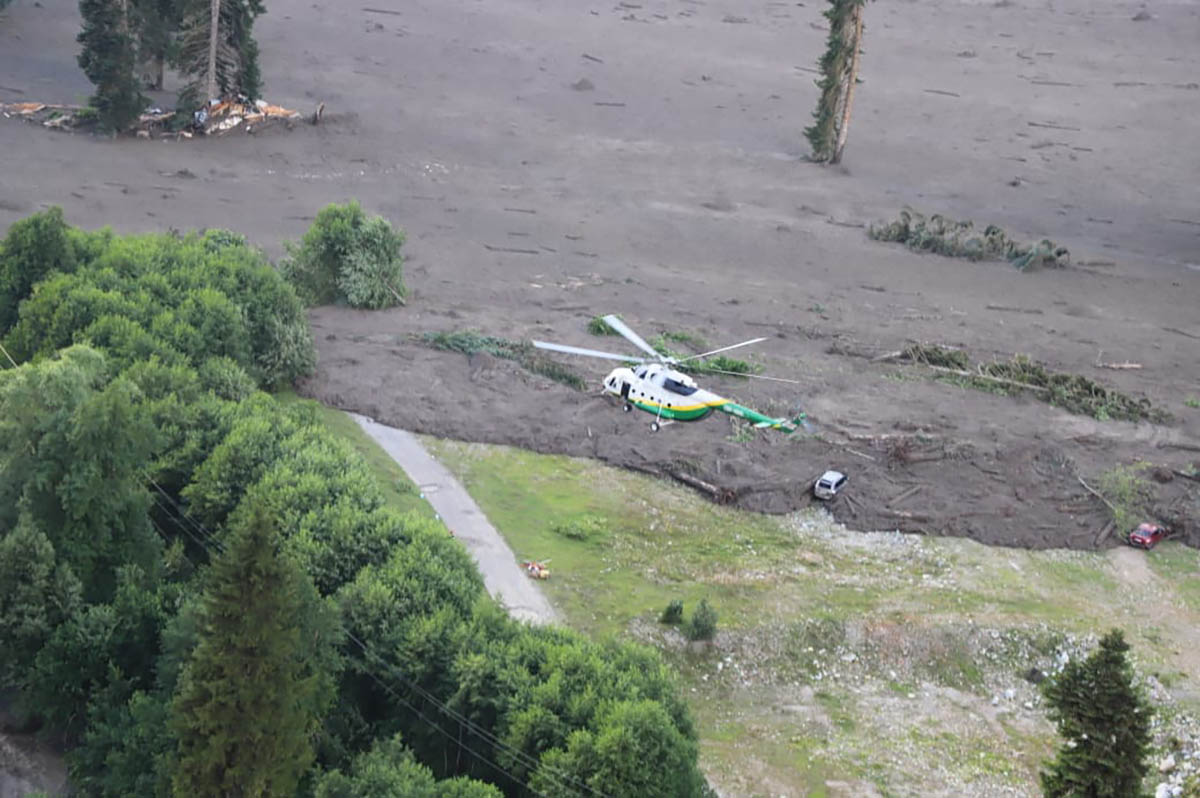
left=677, top=337, right=767, bottom=363
left=532, top=341, right=646, bottom=363
left=601, top=315, right=664, bottom=360
left=704, top=368, right=801, bottom=384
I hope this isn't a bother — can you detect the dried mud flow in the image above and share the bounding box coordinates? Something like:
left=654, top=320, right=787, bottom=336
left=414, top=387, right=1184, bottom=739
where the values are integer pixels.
left=2, top=0, right=1199, bottom=550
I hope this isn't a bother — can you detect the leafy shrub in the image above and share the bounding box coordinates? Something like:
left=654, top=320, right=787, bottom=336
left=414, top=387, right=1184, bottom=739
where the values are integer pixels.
left=1096, top=462, right=1155, bottom=533
left=552, top=515, right=607, bottom=542
left=685, top=599, right=718, bottom=641
left=660, top=599, right=684, bottom=625
left=587, top=315, right=619, bottom=335
left=0, top=207, right=80, bottom=335
left=281, top=202, right=406, bottom=309
left=0, top=226, right=315, bottom=388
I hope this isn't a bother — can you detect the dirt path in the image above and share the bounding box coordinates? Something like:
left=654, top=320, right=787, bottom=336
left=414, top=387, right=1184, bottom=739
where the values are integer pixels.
left=1108, top=545, right=1155, bottom=588
left=351, top=414, right=558, bottom=625
left=1108, top=546, right=1200, bottom=690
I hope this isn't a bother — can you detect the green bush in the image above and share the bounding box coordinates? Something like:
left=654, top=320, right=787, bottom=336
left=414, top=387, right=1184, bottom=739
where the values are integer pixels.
left=0, top=207, right=79, bottom=335
left=587, top=315, right=620, bottom=336
left=685, top=599, right=718, bottom=641
left=281, top=202, right=407, bottom=309
left=1, top=226, right=315, bottom=388
left=551, top=515, right=607, bottom=542
left=660, top=599, right=684, bottom=625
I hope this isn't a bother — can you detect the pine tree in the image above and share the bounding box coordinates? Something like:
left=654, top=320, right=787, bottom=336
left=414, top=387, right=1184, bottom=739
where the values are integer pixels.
left=804, top=0, right=869, bottom=164
left=1040, top=629, right=1153, bottom=798
left=173, top=0, right=264, bottom=108
left=133, top=0, right=183, bottom=90
left=169, top=504, right=332, bottom=798
left=77, top=0, right=147, bottom=131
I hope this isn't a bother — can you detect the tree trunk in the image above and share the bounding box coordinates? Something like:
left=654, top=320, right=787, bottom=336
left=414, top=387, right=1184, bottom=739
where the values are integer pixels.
left=205, top=0, right=220, bottom=101
left=830, top=2, right=864, bottom=165
left=155, top=55, right=165, bottom=91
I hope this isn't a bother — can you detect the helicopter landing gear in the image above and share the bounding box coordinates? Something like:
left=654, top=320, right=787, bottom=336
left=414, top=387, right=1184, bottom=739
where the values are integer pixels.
left=650, top=421, right=660, bottom=432
left=623, top=403, right=633, bottom=413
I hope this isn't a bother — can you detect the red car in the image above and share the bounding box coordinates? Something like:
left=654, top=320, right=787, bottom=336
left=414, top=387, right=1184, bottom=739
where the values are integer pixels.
left=1127, top=523, right=1168, bottom=550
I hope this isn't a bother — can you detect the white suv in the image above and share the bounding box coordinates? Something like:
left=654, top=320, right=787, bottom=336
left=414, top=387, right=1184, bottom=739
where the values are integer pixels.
left=813, top=470, right=847, bottom=500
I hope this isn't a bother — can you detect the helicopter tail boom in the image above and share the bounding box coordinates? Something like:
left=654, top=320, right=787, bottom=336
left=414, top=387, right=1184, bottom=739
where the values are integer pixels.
left=719, top=402, right=806, bottom=433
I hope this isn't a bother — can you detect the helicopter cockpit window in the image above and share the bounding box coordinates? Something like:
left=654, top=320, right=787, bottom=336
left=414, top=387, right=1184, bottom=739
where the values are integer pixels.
left=662, top=377, right=698, bottom=396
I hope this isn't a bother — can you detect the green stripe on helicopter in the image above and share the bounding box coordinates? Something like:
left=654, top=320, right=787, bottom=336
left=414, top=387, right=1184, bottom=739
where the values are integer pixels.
left=717, top=402, right=802, bottom=431
left=628, top=398, right=726, bottom=420
left=631, top=398, right=801, bottom=431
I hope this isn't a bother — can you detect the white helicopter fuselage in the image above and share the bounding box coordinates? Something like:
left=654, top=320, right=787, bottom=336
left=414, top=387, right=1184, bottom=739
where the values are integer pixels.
left=601, top=363, right=731, bottom=422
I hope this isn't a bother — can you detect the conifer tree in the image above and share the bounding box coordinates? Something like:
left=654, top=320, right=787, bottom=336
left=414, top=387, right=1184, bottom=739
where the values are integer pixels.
left=169, top=504, right=333, bottom=798
left=133, top=0, right=182, bottom=90
left=1041, top=629, right=1153, bottom=798
left=77, top=0, right=146, bottom=131
left=173, top=0, right=264, bottom=108
left=805, top=0, right=869, bottom=164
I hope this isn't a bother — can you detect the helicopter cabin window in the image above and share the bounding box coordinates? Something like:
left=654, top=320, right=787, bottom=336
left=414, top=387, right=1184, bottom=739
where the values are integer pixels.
left=662, top=376, right=698, bottom=396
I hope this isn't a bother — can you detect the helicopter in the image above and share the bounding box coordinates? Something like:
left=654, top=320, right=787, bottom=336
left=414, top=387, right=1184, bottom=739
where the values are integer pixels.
left=533, top=315, right=811, bottom=433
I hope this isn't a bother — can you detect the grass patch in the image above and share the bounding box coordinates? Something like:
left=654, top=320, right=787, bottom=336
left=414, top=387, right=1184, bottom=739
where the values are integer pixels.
left=1185, top=396, right=1200, bottom=409
left=647, top=336, right=760, bottom=378
left=422, top=329, right=587, bottom=390
left=660, top=329, right=709, bottom=350
left=274, top=392, right=435, bottom=520
left=869, top=208, right=1069, bottom=270
left=1146, top=543, right=1200, bottom=612
left=417, top=438, right=1200, bottom=797
left=587, top=315, right=621, bottom=336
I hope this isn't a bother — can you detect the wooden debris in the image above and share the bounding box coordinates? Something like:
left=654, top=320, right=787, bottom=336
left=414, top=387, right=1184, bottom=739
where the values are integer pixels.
left=1028, top=121, right=1081, bottom=131
left=986, top=304, right=1043, bottom=314
left=1077, top=475, right=1117, bottom=514
left=890, top=484, right=923, bottom=506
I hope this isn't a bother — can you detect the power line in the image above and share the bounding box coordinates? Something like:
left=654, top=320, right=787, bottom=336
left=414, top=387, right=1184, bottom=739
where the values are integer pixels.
left=143, top=490, right=604, bottom=798
left=343, top=629, right=611, bottom=798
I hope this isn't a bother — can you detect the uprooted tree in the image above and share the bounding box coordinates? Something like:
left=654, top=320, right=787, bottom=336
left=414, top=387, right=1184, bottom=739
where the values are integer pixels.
left=280, top=201, right=408, bottom=310
left=805, top=0, right=870, bottom=164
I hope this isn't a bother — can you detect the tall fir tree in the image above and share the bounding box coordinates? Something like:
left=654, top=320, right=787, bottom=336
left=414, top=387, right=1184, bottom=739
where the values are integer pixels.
left=169, top=504, right=334, bottom=798
left=78, top=0, right=147, bottom=131
left=133, top=0, right=183, bottom=90
left=173, top=0, right=264, bottom=108
left=1041, top=629, right=1153, bottom=798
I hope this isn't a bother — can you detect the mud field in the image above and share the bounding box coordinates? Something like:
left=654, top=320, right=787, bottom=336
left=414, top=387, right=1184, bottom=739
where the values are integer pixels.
left=2, top=0, right=1198, bottom=549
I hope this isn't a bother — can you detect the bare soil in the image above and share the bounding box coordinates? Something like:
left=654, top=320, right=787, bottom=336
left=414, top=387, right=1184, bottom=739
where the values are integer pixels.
left=2, top=0, right=1198, bottom=550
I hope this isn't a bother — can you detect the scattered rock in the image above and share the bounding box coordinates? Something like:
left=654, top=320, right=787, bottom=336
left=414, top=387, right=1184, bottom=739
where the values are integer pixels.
left=1161, top=754, right=1177, bottom=774
left=570, top=78, right=595, bottom=92
left=1151, top=467, right=1175, bottom=484
left=1024, top=666, right=1046, bottom=684
left=1132, top=9, right=1152, bottom=21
